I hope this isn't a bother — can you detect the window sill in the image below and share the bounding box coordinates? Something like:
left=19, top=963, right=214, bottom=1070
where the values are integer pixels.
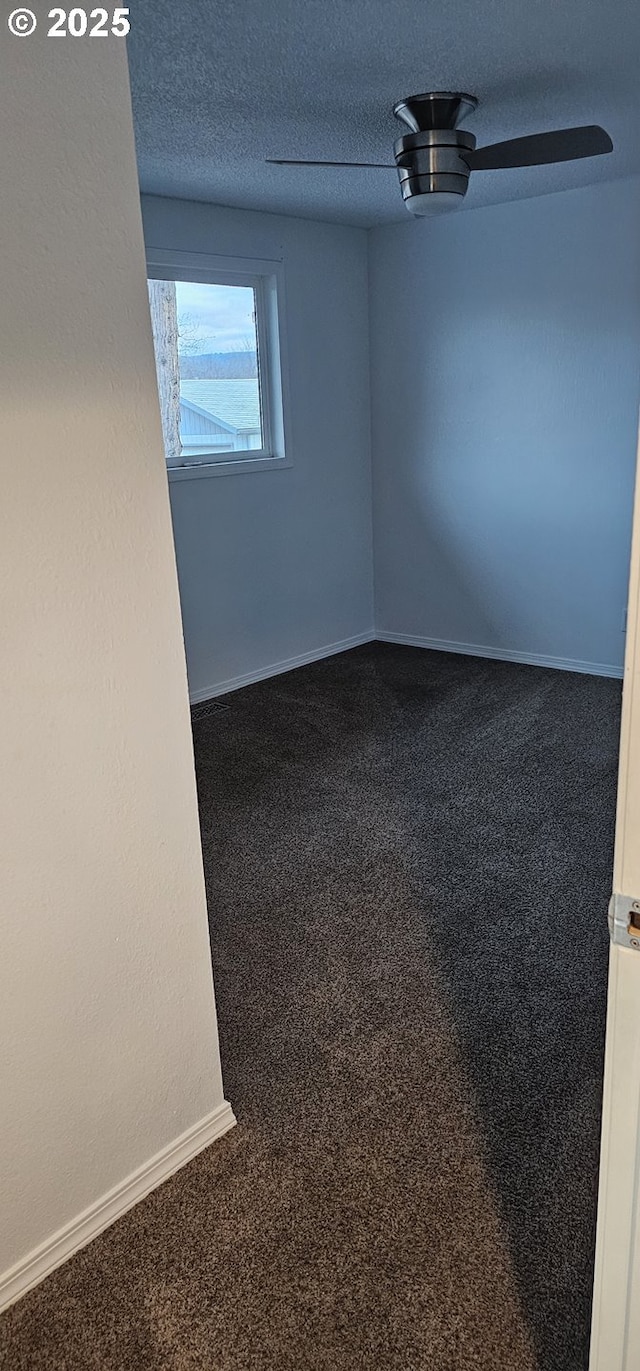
left=167, top=455, right=291, bottom=481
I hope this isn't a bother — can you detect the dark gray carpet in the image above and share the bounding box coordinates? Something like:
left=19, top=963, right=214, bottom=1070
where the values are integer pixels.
left=0, top=644, right=619, bottom=1370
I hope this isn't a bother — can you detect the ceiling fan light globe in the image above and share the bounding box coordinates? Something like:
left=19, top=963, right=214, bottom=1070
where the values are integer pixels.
left=406, top=191, right=463, bottom=216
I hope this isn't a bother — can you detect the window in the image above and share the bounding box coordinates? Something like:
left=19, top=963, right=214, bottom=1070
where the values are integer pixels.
left=146, top=251, right=288, bottom=478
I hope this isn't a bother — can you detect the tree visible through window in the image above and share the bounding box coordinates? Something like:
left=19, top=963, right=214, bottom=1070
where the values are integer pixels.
left=147, top=278, right=263, bottom=466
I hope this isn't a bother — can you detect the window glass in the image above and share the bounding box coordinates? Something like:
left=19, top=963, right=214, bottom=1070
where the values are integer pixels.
left=147, top=278, right=263, bottom=465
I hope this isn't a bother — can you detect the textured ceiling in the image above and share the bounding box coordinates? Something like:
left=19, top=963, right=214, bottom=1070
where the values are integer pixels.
left=127, top=0, right=640, bottom=227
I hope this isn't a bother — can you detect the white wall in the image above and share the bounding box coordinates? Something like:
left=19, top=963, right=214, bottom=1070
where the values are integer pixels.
left=369, top=178, right=640, bottom=675
left=141, top=196, right=374, bottom=700
left=0, top=32, right=231, bottom=1306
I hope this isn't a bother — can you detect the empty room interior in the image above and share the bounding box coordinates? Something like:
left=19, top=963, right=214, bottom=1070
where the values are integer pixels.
left=3, top=0, right=640, bottom=1368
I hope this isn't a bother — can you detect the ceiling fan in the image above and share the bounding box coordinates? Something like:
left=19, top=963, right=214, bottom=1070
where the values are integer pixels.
left=266, top=92, right=613, bottom=216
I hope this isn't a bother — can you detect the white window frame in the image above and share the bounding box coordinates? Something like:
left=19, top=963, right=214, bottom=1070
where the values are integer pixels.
left=146, top=249, right=291, bottom=479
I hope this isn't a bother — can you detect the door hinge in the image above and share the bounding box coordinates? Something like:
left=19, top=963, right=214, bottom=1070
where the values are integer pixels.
left=609, top=895, right=640, bottom=948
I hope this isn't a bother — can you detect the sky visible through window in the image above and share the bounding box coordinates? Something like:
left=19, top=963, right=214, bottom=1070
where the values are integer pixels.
left=175, top=282, right=257, bottom=358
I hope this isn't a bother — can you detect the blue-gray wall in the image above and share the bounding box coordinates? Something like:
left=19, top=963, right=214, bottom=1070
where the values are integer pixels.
left=141, top=195, right=374, bottom=700
left=369, top=178, right=640, bottom=675
left=144, top=180, right=640, bottom=694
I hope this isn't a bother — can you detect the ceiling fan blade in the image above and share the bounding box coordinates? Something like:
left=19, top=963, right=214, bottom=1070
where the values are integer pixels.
left=465, top=125, right=613, bottom=172
left=266, top=158, right=395, bottom=168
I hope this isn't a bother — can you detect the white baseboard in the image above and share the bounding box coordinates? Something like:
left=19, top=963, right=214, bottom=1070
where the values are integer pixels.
left=376, top=630, right=623, bottom=680
left=0, top=1100, right=236, bottom=1314
left=189, top=631, right=376, bottom=704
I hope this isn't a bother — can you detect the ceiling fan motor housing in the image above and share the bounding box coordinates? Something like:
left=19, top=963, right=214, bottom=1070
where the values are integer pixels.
left=394, top=128, right=476, bottom=205
left=393, top=92, right=478, bottom=211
